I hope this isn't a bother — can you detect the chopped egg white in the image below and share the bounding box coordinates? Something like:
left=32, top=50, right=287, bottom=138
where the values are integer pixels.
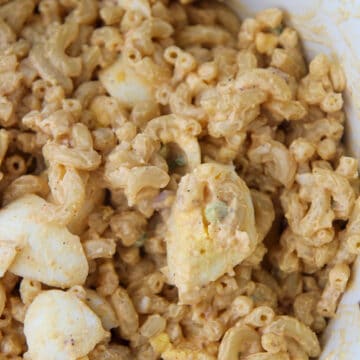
left=0, top=194, right=88, bottom=288
left=99, top=55, right=155, bottom=108
left=24, top=290, right=108, bottom=360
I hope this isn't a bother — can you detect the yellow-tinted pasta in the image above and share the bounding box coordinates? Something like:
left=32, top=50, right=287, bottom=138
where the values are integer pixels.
left=0, top=1, right=356, bottom=359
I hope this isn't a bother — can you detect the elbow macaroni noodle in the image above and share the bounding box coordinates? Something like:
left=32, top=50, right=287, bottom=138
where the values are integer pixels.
left=0, top=0, right=358, bottom=359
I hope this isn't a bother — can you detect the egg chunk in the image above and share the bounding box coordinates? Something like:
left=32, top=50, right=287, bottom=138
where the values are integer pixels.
left=99, top=54, right=154, bottom=108
left=167, top=164, right=258, bottom=303
left=24, top=290, right=107, bottom=360
left=0, top=194, right=88, bottom=288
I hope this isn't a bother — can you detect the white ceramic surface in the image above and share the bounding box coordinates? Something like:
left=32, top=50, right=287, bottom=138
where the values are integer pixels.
left=226, top=1, right=360, bottom=358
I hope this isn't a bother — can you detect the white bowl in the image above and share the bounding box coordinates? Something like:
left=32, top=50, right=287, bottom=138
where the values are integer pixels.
left=226, top=1, right=360, bottom=358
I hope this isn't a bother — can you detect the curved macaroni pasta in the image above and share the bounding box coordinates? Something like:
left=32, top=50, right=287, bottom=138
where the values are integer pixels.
left=0, top=1, right=357, bottom=359
left=263, top=316, right=320, bottom=357
left=236, top=69, right=293, bottom=101
left=144, top=114, right=202, bottom=172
